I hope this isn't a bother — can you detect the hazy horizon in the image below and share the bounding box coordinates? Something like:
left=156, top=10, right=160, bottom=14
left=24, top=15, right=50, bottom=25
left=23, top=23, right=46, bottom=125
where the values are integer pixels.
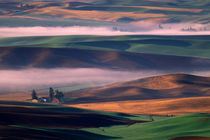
left=0, top=23, right=209, bottom=38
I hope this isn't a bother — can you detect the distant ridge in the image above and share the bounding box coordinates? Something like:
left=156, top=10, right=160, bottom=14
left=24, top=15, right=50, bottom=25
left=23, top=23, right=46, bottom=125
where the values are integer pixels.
left=68, top=74, right=210, bottom=103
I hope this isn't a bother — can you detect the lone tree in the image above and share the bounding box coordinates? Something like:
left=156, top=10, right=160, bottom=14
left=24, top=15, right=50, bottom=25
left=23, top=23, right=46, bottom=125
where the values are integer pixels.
left=32, top=89, right=38, bottom=100
left=49, top=87, right=55, bottom=102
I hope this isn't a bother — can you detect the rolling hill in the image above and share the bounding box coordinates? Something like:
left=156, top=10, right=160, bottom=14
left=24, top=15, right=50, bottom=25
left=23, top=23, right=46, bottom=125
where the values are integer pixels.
left=0, top=0, right=209, bottom=27
left=68, top=74, right=210, bottom=103
left=0, top=35, right=210, bottom=59
left=1, top=47, right=210, bottom=71
left=92, top=0, right=210, bottom=8
left=0, top=104, right=140, bottom=129
left=0, top=101, right=145, bottom=139
left=71, top=96, right=210, bottom=116
left=1, top=101, right=210, bottom=140
left=0, top=0, right=210, bottom=139
left=84, top=113, right=210, bottom=140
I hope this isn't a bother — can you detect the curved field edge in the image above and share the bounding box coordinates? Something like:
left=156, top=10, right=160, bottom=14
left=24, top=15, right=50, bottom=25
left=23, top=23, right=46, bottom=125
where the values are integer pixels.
left=0, top=100, right=163, bottom=139
left=0, top=35, right=209, bottom=59
left=83, top=113, right=210, bottom=140
left=1, top=101, right=210, bottom=140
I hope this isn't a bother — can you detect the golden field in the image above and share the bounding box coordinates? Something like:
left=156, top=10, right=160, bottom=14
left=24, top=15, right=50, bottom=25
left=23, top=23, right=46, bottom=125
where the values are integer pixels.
left=70, top=96, right=210, bottom=116
left=26, top=7, right=166, bottom=22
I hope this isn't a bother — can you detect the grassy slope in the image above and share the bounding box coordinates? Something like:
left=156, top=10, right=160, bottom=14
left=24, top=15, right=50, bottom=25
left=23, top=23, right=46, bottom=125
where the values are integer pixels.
left=0, top=17, right=114, bottom=27
left=1, top=46, right=210, bottom=71
left=0, top=35, right=210, bottom=58
left=1, top=101, right=210, bottom=140
left=84, top=113, right=210, bottom=140
left=0, top=125, right=113, bottom=140
left=0, top=100, right=151, bottom=139
left=0, top=100, right=178, bottom=140
left=92, top=0, right=210, bottom=8
left=0, top=100, right=140, bottom=120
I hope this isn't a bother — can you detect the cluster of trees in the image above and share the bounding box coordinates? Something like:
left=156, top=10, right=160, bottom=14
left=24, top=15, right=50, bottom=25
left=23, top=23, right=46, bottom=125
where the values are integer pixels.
left=32, top=87, right=64, bottom=103
left=49, top=87, right=64, bottom=102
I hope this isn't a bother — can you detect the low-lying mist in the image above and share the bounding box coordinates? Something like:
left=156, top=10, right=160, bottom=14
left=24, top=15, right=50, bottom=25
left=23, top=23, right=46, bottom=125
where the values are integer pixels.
left=0, top=68, right=210, bottom=94
left=0, top=68, right=165, bottom=93
left=0, top=22, right=209, bottom=38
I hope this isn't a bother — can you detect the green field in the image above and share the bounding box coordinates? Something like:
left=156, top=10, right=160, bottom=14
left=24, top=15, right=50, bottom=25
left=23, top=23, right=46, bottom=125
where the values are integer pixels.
left=92, top=0, right=210, bottom=8
left=84, top=113, right=210, bottom=140
left=0, top=17, right=115, bottom=27
left=1, top=100, right=210, bottom=140
left=0, top=35, right=210, bottom=58
left=1, top=101, right=210, bottom=140
left=0, top=101, right=164, bottom=139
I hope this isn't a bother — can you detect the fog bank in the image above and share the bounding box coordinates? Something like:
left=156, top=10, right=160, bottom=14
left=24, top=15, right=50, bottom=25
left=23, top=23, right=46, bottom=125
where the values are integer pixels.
left=0, top=68, right=210, bottom=93
left=0, top=68, right=165, bottom=93
left=0, top=24, right=209, bottom=38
